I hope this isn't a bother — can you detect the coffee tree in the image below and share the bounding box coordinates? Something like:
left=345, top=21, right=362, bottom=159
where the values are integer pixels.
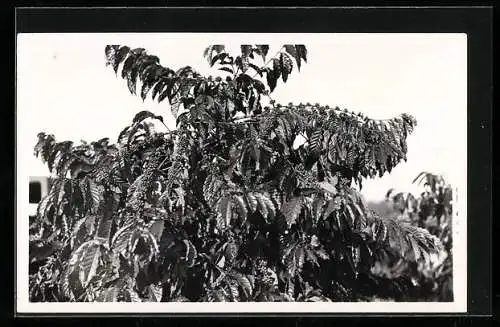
left=29, top=44, right=443, bottom=302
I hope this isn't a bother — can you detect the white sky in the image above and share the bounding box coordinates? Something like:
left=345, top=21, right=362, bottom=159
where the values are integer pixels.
left=16, top=33, right=467, bottom=202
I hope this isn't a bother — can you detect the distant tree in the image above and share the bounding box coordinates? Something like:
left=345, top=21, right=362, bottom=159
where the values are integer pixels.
left=29, top=44, right=443, bottom=302
left=371, top=172, right=453, bottom=301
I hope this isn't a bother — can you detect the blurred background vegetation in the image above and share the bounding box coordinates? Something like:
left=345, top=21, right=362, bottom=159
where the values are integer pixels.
left=365, top=172, right=453, bottom=302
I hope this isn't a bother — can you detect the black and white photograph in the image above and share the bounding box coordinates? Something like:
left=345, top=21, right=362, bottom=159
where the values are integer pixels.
left=17, top=31, right=468, bottom=314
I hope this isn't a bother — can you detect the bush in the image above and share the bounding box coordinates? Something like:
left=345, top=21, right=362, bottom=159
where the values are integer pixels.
left=28, top=44, right=443, bottom=302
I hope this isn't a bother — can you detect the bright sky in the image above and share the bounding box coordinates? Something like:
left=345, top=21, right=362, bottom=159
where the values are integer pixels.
left=17, top=33, right=467, bottom=202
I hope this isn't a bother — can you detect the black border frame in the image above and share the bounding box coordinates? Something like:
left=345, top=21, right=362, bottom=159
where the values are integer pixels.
left=11, top=6, right=493, bottom=321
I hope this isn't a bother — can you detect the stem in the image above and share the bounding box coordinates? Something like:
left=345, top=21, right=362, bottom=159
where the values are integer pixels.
left=158, top=156, right=170, bottom=170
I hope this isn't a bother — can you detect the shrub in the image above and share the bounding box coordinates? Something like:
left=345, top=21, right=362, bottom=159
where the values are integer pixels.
left=28, top=44, right=443, bottom=302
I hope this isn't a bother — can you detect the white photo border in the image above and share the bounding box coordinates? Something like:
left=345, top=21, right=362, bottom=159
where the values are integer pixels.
left=16, top=32, right=468, bottom=314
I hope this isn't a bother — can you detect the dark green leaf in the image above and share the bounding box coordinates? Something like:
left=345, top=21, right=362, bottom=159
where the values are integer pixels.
left=281, top=196, right=303, bottom=227
left=254, top=45, right=269, bottom=61
left=133, top=110, right=158, bottom=124
left=219, top=67, right=234, bottom=74
left=266, top=68, right=278, bottom=92
left=77, top=240, right=102, bottom=287
left=148, top=284, right=163, bottom=302
left=279, top=52, right=293, bottom=82
left=241, top=45, right=253, bottom=58
left=295, top=45, right=307, bottom=62
left=210, top=52, right=228, bottom=67
left=284, top=44, right=301, bottom=71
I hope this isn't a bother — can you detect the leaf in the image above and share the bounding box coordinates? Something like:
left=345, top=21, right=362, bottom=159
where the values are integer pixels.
left=29, top=240, right=64, bottom=263
left=266, top=59, right=281, bottom=93
left=95, top=193, right=118, bottom=242
left=78, top=241, right=102, bottom=287
left=281, top=196, right=303, bottom=227
left=233, top=194, right=248, bottom=218
left=306, top=296, right=328, bottom=302
left=59, top=269, right=78, bottom=301
left=204, top=45, right=226, bottom=62
left=219, top=67, right=234, bottom=74
left=316, top=249, right=330, bottom=260
left=210, top=52, right=228, bottom=67
left=279, top=52, right=293, bottom=82
left=322, top=198, right=340, bottom=219
left=126, top=288, right=142, bottom=302
left=142, top=231, right=160, bottom=260
left=217, top=196, right=233, bottom=229
left=111, top=223, right=135, bottom=255
left=310, top=235, right=320, bottom=247
left=284, top=44, right=301, bottom=71
left=254, top=193, right=269, bottom=219
left=140, top=77, right=157, bottom=101
left=149, top=220, right=165, bottom=241
left=272, top=58, right=281, bottom=77
left=350, top=201, right=366, bottom=228
left=345, top=203, right=356, bottom=227
left=311, top=197, right=325, bottom=223
left=295, top=45, right=307, bottom=63
left=106, top=45, right=131, bottom=73
left=70, top=217, right=88, bottom=249
left=253, top=79, right=266, bottom=94
left=309, top=130, right=322, bottom=153
left=152, top=79, right=167, bottom=101
left=250, top=146, right=260, bottom=167
left=217, top=255, right=226, bottom=269
left=171, top=101, right=182, bottom=118
left=148, top=283, right=163, bottom=302
left=225, top=241, right=238, bottom=262
left=133, top=110, right=159, bottom=124
left=171, top=296, right=190, bottom=302
left=84, top=214, right=97, bottom=237
left=105, top=45, right=119, bottom=65
left=241, top=44, right=253, bottom=58
left=234, top=273, right=253, bottom=298
left=223, top=283, right=237, bottom=302
left=246, top=193, right=258, bottom=213
left=254, top=45, right=269, bottom=61
left=248, top=63, right=263, bottom=77
left=412, top=171, right=428, bottom=185
left=87, top=179, right=101, bottom=213
left=262, top=193, right=276, bottom=218
left=409, top=236, right=421, bottom=261
left=195, top=94, right=215, bottom=110
left=284, top=45, right=297, bottom=61
left=266, top=70, right=278, bottom=92
left=183, top=239, right=197, bottom=267
left=97, top=287, right=119, bottom=302
left=159, top=80, right=178, bottom=103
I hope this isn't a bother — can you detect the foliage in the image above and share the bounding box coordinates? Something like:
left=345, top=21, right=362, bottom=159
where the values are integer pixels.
left=369, top=172, right=454, bottom=302
left=28, top=44, right=443, bottom=302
